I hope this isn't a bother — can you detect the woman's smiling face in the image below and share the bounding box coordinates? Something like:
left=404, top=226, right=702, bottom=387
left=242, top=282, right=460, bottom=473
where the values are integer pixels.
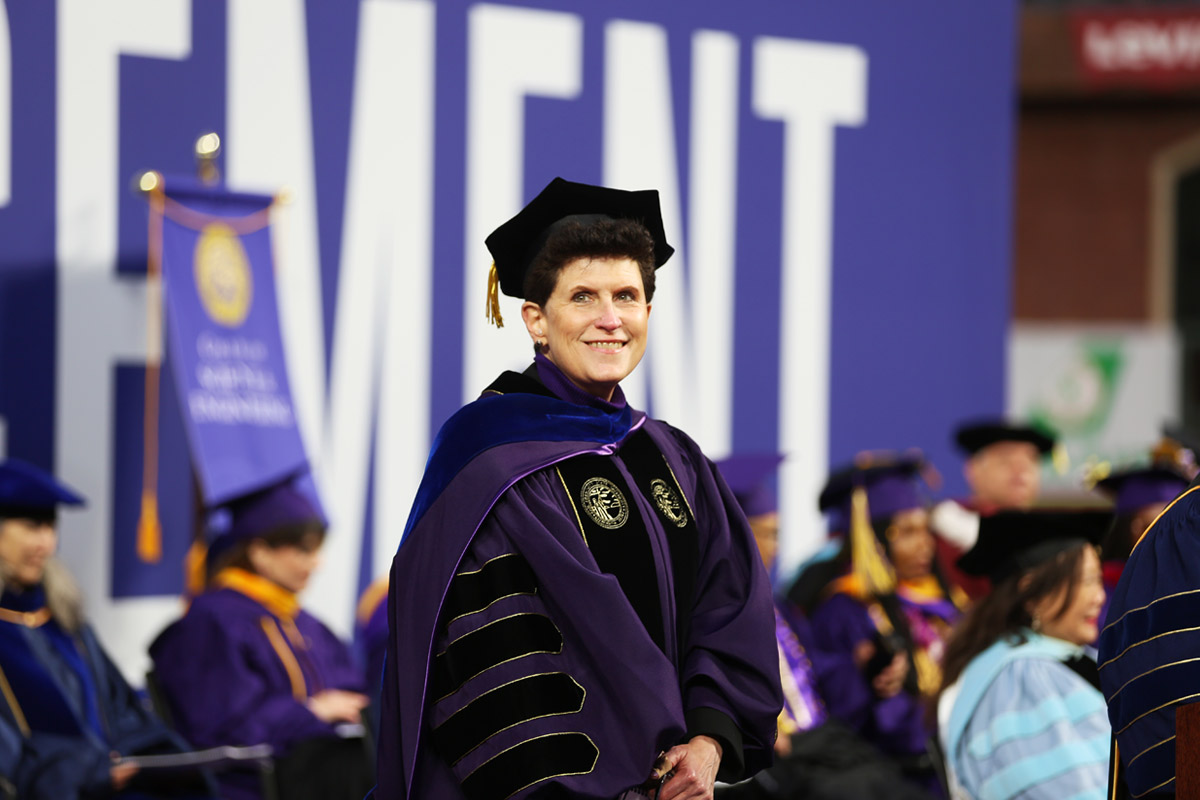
left=522, top=257, right=651, bottom=401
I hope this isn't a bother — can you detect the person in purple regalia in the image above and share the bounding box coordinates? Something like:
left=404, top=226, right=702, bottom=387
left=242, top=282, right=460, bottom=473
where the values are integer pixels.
left=149, top=477, right=373, bottom=800
left=1090, top=442, right=1192, bottom=630
left=714, top=454, right=934, bottom=800
left=803, top=455, right=965, bottom=795
left=0, top=458, right=212, bottom=800
left=372, top=178, right=783, bottom=800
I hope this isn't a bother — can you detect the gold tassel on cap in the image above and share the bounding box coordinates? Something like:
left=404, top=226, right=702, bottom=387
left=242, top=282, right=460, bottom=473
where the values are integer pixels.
left=849, top=486, right=896, bottom=596
left=486, top=262, right=504, bottom=328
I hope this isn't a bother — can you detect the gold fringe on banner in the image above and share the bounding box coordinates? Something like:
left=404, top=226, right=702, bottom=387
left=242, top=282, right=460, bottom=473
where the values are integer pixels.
left=137, top=187, right=166, bottom=564
left=849, top=486, right=896, bottom=597
left=486, top=263, right=504, bottom=328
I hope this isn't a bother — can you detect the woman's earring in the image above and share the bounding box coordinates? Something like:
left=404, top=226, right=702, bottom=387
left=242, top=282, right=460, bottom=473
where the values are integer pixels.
left=1031, top=615, right=1043, bottom=632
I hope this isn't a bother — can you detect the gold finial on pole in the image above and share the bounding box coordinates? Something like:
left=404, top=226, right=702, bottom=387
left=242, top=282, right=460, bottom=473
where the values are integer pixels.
left=136, top=170, right=162, bottom=195
left=195, top=132, right=221, bottom=184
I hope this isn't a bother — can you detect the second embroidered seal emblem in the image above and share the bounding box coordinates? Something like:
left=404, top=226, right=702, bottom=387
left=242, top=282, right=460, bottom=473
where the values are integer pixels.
left=650, top=479, right=688, bottom=528
left=579, top=477, right=629, bottom=530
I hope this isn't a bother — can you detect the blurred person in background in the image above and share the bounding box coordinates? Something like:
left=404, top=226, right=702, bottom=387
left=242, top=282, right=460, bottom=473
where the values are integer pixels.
left=937, top=510, right=1111, bottom=800
left=354, top=574, right=389, bottom=736
left=373, top=178, right=781, bottom=800
left=0, top=459, right=210, bottom=800
left=1090, top=436, right=1194, bottom=627
left=716, top=454, right=933, bottom=800
left=932, top=419, right=1058, bottom=599
left=1097, top=466, right=1200, bottom=799
left=802, top=455, right=964, bottom=795
left=150, top=476, right=372, bottom=800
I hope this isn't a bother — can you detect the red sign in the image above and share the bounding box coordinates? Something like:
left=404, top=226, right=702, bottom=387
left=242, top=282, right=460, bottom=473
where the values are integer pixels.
left=1071, top=9, right=1200, bottom=88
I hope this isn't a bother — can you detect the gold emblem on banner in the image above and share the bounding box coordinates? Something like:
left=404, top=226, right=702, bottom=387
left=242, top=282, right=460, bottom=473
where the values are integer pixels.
left=651, top=479, right=688, bottom=527
left=194, top=222, right=253, bottom=327
left=580, top=477, right=629, bottom=530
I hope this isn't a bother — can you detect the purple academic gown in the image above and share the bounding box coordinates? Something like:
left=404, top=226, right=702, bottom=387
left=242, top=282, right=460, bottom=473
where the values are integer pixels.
left=809, top=593, right=936, bottom=759
left=150, top=587, right=364, bottom=800
left=781, top=607, right=871, bottom=731
left=0, top=585, right=194, bottom=800
left=373, top=360, right=782, bottom=800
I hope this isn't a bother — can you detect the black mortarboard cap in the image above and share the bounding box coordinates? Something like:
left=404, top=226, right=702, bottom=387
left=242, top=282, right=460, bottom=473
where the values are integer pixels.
left=956, top=509, right=1110, bottom=582
left=954, top=418, right=1057, bottom=456
left=484, top=177, right=674, bottom=299
left=0, top=458, right=86, bottom=519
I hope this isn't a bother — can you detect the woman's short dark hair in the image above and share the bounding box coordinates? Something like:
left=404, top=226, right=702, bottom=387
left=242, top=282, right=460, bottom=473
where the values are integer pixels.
left=937, top=543, right=1089, bottom=696
left=522, top=217, right=657, bottom=307
left=207, top=521, right=326, bottom=585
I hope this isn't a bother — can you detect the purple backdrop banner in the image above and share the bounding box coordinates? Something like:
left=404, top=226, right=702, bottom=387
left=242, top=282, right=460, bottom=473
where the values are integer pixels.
left=0, top=0, right=1015, bottom=676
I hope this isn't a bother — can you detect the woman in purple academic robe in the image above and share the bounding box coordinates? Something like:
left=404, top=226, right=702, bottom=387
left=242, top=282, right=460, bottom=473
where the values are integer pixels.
left=0, top=459, right=211, bottom=800
left=373, top=179, right=783, bottom=800
left=714, top=454, right=934, bottom=800
left=150, top=479, right=373, bottom=800
left=805, top=456, right=964, bottom=796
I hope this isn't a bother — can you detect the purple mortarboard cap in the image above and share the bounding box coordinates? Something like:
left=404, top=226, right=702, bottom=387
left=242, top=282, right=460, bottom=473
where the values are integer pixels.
left=207, top=475, right=325, bottom=555
left=1095, top=466, right=1190, bottom=515
left=819, top=456, right=927, bottom=522
left=716, top=454, right=784, bottom=518
left=0, top=458, right=85, bottom=517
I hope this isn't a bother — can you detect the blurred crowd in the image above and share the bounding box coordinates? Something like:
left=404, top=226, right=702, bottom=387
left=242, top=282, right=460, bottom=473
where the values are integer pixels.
left=2, top=415, right=1192, bottom=799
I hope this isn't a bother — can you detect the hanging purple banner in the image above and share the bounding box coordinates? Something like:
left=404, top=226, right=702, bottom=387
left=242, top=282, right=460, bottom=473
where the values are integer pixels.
left=156, top=178, right=309, bottom=507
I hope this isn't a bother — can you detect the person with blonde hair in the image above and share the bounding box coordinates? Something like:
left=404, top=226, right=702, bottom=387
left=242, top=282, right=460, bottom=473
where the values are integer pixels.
left=0, top=459, right=204, bottom=799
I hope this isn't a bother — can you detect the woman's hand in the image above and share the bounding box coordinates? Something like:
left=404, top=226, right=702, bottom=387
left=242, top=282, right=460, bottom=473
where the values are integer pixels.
left=773, top=727, right=792, bottom=758
left=852, top=639, right=909, bottom=698
left=871, top=653, right=908, bottom=698
left=110, top=762, right=139, bottom=791
left=305, top=689, right=369, bottom=723
left=654, top=735, right=723, bottom=800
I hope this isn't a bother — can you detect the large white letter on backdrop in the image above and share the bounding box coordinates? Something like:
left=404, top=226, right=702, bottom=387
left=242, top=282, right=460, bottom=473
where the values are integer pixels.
left=313, top=0, right=436, bottom=632
left=56, top=0, right=192, bottom=680
left=753, top=38, right=867, bottom=578
left=604, top=22, right=739, bottom=457
left=463, top=4, right=583, bottom=401
left=226, top=0, right=325, bottom=474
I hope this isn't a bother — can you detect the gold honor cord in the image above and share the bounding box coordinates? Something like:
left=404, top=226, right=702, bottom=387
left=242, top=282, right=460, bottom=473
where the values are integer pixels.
left=259, top=617, right=308, bottom=701
left=0, top=663, right=29, bottom=736
left=0, top=607, right=51, bottom=627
